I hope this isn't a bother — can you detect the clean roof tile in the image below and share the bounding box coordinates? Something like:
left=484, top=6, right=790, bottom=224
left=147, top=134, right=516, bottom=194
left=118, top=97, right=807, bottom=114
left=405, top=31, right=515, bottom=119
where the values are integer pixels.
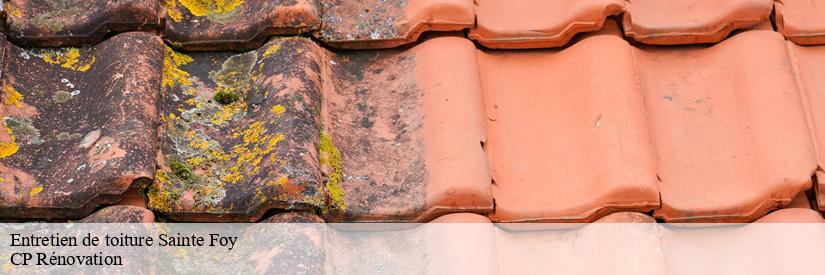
left=323, top=36, right=492, bottom=221
left=315, top=0, right=474, bottom=49
left=161, top=0, right=320, bottom=51
left=3, top=0, right=161, bottom=47
left=149, top=37, right=326, bottom=221
left=639, top=30, right=816, bottom=222
left=480, top=26, right=659, bottom=222
left=623, top=0, right=772, bottom=45
left=0, top=32, right=162, bottom=219
left=775, top=0, right=825, bottom=45
left=470, top=0, right=624, bottom=49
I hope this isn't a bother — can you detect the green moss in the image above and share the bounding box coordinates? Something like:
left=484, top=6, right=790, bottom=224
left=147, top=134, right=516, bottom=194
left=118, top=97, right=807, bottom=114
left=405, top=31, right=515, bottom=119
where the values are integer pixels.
left=319, top=132, right=347, bottom=212
left=213, top=91, right=239, bottom=105
left=170, top=161, right=194, bottom=180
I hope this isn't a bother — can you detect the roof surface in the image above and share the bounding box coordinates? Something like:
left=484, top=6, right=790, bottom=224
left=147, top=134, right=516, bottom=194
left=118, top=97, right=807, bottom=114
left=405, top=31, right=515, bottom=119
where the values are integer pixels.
left=0, top=0, right=823, bottom=224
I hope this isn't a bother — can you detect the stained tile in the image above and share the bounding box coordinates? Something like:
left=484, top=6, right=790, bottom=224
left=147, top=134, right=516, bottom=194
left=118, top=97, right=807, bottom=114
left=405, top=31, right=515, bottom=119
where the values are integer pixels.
left=161, top=0, right=320, bottom=51
left=149, top=37, right=326, bottom=222
left=315, top=0, right=474, bottom=49
left=787, top=42, right=825, bottom=212
left=323, top=36, right=492, bottom=221
left=638, top=30, right=816, bottom=222
left=623, top=0, right=772, bottom=45
left=0, top=32, right=162, bottom=219
left=79, top=205, right=155, bottom=223
left=775, top=0, right=825, bottom=45
left=480, top=29, right=660, bottom=222
left=3, top=0, right=161, bottom=47
left=470, top=0, right=624, bottom=49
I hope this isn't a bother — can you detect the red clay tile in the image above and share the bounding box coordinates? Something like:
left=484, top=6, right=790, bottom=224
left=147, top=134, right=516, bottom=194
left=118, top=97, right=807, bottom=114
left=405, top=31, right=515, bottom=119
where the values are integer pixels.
left=149, top=37, right=326, bottom=222
left=775, top=0, right=825, bottom=45
left=79, top=205, right=155, bottom=223
left=260, top=212, right=325, bottom=223
left=3, top=0, right=161, bottom=47
left=754, top=208, right=824, bottom=222
left=470, top=0, right=624, bottom=49
left=787, top=42, right=825, bottom=212
left=161, top=0, right=319, bottom=51
left=0, top=32, right=162, bottom=219
left=639, top=30, right=816, bottom=222
left=480, top=30, right=659, bottom=222
left=323, top=36, right=492, bottom=221
left=315, top=0, right=474, bottom=49
left=623, top=0, right=772, bottom=45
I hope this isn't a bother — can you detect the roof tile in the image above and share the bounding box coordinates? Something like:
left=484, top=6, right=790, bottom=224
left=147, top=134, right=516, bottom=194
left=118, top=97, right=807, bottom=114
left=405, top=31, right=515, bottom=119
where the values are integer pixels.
left=324, top=36, right=492, bottom=221
left=775, top=0, right=825, bottom=45
left=623, top=0, right=772, bottom=45
left=470, top=0, right=624, bottom=49
left=480, top=29, right=660, bottom=222
left=150, top=37, right=326, bottom=221
left=315, top=0, right=474, bottom=49
left=0, top=32, right=163, bottom=219
left=161, top=0, right=320, bottom=51
left=79, top=205, right=155, bottom=223
left=639, top=30, right=816, bottom=222
left=3, top=0, right=161, bottom=47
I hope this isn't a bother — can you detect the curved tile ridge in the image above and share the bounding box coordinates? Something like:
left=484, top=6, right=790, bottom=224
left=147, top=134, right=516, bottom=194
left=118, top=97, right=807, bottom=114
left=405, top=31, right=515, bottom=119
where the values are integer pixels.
left=161, top=0, right=320, bottom=51
left=0, top=32, right=163, bottom=219
left=150, top=37, right=326, bottom=222
left=315, top=0, right=474, bottom=49
left=638, top=30, right=816, bottom=222
left=786, top=41, right=825, bottom=212
left=79, top=205, right=155, bottom=223
left=622, top=0, right=772, bottom=45
left=469, top=0, right=625, bottom=49
left=2, top=0, right=160, bottom=47
left=481, top=29, right=660, bottom=223
left=322, top=36, right=492, bottom=222
left=775, top=0, right=825, bottom=45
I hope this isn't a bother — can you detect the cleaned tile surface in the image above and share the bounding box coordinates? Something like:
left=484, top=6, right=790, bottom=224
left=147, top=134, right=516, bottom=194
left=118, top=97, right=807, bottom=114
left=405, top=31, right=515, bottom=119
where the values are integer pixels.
left=788, top=42, right=825, bottom=211
left=775, top=0, right=825, bottom=45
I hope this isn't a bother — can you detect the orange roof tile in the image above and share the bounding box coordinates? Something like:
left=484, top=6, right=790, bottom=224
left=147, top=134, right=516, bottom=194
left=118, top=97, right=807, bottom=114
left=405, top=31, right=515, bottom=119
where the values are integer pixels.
left=469, top=0, right=624, bottom=49
left=639, top=30, right=816, bottom=222
left=480, top=29, right=659, bottom=222
left=623, top=0, right=772, bottom=45
left=775, top=0, right=825, bottom=45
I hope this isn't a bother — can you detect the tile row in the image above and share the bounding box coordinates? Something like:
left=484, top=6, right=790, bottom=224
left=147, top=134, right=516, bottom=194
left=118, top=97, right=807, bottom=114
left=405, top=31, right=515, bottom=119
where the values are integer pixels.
left=4, top=25, right=825, bottom=222
left=3, top=0, right=825, bottom=50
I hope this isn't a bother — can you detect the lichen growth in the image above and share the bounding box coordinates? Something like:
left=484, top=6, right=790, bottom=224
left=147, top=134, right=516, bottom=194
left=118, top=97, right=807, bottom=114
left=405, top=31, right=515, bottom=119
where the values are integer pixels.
left=214, top=91, right=239, bottom=105
left=52, top=90, right=73, bottom=103
left=178, top=0, right=244, bottom=16
left=41, top=48, right=96, bottom=72
left=161, top=0, right=184, bottom=22
left=148, top=171, right=181, bottom=213
left=2, top=84, right=24, bottom=107
left=270, top=104, right=285, bottom=116
left=56, top=132, right=82, bottom=141
left=0, top=119, right=19, bottom=159
left=162, top=45, right=194, bottom=88
left=30, top=6, right=81, bottom=33
left=319, top=132, right=347, bottom=211
left=29, top=186, right=43, bottom=197
left=4, top=2, right=22, bottom=18
left=262, top=43, right=281, bottom=59
left=170, top=161, right=195, bottom=180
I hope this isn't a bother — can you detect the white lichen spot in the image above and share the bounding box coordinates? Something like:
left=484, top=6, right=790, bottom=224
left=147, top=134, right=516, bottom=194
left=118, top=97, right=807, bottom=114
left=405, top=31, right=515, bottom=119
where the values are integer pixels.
left=75, top=164, right=87, bottom=171
left=67, top=179, right=74, bottom=184
left=70, top=90, right=80, bottom=96
left=79, top=130, right=101, bottom=149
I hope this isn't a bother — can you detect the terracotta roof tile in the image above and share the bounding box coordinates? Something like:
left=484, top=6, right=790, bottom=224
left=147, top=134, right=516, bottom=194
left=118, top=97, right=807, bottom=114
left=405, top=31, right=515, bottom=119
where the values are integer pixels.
left=480, top=29, right=660, bottom=222
left=639, top=30, right=816, bottom=222
left=161, top=0, right=320, bottom=51
left=469, top=0, right=624, bottom=49
left=0, top=32, right=162, bottom=219
left=79, top=205, right=155, bottom=223
left=775, top=0, right=825, bottom=45
left=324, top=36, right=492, bottom=221
left=787, top=41, right=825, bottom=212
left=3, top=0, right=161, bottom=47
left=150, top=37, right=326, bottom=222
left=315, top=0, right=474, bottom=49
left=623, top=0, right=772, bottom=45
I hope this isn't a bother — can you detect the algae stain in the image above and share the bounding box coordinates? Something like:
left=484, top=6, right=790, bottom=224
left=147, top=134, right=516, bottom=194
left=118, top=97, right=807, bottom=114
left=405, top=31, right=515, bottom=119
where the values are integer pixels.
left=319, top=132, right=347, bottom=211
left=162, top=45, right=194, bottom=88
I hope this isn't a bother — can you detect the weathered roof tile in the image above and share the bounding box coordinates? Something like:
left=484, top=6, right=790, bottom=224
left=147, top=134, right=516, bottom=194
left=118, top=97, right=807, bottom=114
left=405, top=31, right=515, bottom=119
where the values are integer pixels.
left=79, top=205, right=155, bottom=223
left=0, top=32, right=163, bottom=219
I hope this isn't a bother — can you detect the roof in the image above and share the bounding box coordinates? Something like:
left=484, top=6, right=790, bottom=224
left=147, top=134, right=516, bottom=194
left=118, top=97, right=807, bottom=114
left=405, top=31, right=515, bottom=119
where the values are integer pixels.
left=0, top=0, right=822, bottom=224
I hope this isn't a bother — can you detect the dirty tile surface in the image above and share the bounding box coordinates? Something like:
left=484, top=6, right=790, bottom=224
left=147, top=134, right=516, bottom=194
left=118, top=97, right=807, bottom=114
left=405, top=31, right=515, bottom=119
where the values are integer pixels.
left=3, top=0, right=161, bottom=47
left=0, top=32, right=162, bottom=219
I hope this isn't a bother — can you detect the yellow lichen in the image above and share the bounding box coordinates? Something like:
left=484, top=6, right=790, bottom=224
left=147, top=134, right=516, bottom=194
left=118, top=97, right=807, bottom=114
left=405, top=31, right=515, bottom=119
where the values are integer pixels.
left=5, top=2, right=22, bottom=18
left=29, top=186, right=43, bottom=197
left=270, top=104, right=286, bottom=116
left=161, top=0, right=184, bottom=22
left=0, top=120, right=19, bottom=159
left=148, top=171, right=176, bottom=213
left=262, top=43, right=281, bottom=59
left=162, top=45, right=193, bottom=88
left=319, top=132, right=347, bottom=211
left=41, top=48, right=96, bottom=72
left=2, top=84, right=23, bottom=107
left=178, top=0, right=244, bottom=16
left=221, top=122, right=286, bottom=184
